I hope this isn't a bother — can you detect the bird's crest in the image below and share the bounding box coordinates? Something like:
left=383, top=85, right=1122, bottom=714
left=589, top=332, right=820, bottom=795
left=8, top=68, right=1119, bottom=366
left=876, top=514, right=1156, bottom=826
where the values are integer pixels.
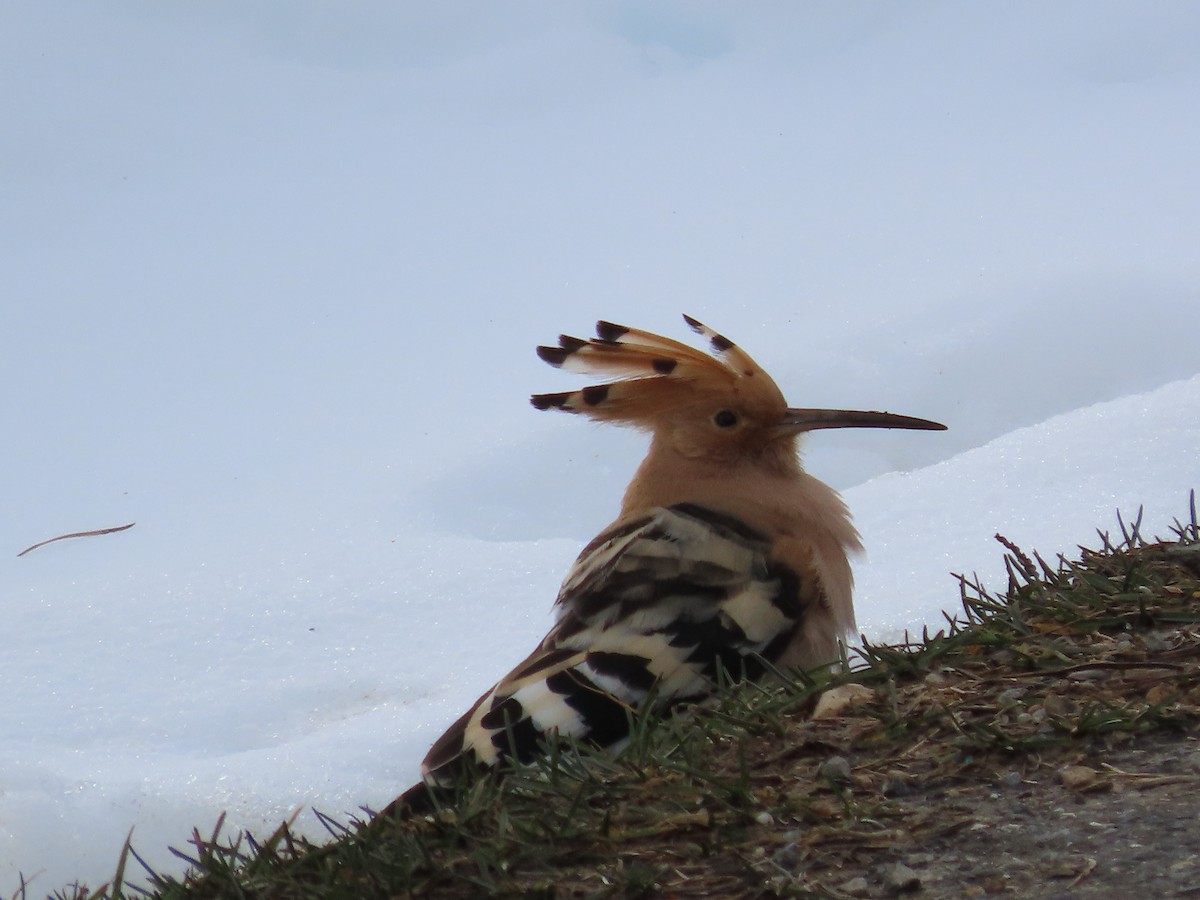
left=531, top=315, right=786, bottom=425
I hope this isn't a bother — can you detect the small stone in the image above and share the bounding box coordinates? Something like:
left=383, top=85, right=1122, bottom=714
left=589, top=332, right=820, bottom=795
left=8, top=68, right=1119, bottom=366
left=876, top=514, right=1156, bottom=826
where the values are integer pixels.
left=998, top=771, right=1023, bottom=789
left=819, top=756, right=853, bottom=784
left=809, top=798, right=841, bottom=818
left=882, top=771, right=915, bottom=797
left=755, top=810, right=774, bottom=826
left=1141, top=633, right=1168, bottom=652
left=839, top=876, right=871, bottom=896
left=812, top=683, right=875, bottom=719
left=1042, top=692, right=1072, bottom=716
left=883, top=862, right=922, bottom=893
left=999, top=686, right=1026, bottom=703
left=1145, top=682, right=1174, bottom=705
left=771, top=842, right=799, bottom=868
left=1060, top=765, right=1109, bottom=791
left=1047, top=856, right=1094, bottom=878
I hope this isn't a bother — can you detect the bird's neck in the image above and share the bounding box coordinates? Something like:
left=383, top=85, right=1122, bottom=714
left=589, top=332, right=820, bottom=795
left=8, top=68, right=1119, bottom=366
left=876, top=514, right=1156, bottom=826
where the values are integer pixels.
left=618, top=438, right=857, bottom=548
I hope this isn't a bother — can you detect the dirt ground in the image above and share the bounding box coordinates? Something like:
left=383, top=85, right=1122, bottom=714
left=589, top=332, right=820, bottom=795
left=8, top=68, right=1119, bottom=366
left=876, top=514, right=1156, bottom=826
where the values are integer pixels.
left=758, top=724, right=1200, bottom=900
left=822, top=731, right=1200, bottom=899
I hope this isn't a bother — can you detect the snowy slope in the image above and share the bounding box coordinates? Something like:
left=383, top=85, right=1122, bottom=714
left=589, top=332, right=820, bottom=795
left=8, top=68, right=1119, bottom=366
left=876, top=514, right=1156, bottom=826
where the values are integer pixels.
left=852, top=374, right=1200, bottom=642
left=3, top=2, right=1199, bottom=893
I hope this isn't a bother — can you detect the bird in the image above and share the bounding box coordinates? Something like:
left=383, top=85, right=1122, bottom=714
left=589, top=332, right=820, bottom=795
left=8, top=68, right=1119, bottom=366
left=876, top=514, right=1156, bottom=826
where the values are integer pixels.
left=417, top=314, right=945, bottom=789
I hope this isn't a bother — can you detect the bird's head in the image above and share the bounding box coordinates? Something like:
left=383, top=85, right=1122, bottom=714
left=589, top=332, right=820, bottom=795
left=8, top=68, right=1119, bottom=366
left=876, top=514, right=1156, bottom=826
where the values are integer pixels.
left=532, top=315, right=945, bottom=472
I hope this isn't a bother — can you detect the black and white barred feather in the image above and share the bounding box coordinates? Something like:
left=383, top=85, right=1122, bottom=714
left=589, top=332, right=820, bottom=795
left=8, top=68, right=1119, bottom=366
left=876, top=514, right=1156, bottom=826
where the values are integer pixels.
left=420, top=503, right=822, bottom=783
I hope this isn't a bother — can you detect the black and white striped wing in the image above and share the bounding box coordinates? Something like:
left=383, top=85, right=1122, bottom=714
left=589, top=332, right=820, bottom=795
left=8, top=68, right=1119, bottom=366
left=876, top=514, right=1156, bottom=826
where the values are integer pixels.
left=420, top=503, right=809, bottom=783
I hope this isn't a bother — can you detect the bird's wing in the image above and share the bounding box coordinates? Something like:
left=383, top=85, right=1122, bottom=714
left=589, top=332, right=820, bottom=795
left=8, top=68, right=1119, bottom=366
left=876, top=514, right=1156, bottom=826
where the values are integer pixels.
left=420, top=503, right=813, bottom=783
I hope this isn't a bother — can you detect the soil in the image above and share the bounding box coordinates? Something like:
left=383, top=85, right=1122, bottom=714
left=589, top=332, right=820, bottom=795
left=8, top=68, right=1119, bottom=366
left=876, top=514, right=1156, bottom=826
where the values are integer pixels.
left=811, top=732, right=1200, bottom=899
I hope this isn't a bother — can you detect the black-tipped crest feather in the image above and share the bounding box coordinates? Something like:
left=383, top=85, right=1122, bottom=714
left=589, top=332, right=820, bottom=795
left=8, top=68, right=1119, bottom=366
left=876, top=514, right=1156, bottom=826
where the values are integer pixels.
left=530, top=315, right=781, bottom=422
left=535, top=345, right=572, bottom=367
left=595, top=320, right=630, bottom=342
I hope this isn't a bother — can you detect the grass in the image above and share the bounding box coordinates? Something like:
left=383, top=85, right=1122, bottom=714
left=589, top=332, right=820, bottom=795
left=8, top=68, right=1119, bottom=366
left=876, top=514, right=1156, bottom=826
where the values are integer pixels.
left=27, top=493, right=1200, bottom=899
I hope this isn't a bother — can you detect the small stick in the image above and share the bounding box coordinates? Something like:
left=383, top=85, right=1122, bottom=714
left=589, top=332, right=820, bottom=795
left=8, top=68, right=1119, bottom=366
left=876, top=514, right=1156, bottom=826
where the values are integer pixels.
left=1099, top=764, right=1200, bottom=787
left=17, top=522, right=136, bottom=557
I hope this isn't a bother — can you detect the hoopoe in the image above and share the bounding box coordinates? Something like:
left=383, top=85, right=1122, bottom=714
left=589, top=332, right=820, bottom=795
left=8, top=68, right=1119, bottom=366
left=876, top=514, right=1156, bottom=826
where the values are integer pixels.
left=419, top=315, right=945, bottom=787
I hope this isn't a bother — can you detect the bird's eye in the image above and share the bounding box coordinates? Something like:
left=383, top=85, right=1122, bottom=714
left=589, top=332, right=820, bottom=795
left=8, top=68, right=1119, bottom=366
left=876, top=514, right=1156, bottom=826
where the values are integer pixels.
left=713, top=409, right=739, bottom=428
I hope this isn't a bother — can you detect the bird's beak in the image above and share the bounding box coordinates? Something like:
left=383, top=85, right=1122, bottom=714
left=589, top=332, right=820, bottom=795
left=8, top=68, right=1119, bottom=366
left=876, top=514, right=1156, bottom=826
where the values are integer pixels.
left=780, top=408, right=947, bottom=433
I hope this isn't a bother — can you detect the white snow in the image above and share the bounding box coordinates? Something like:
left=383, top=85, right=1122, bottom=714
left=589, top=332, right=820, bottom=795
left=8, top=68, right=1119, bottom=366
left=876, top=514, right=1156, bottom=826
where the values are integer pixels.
left=3, top=2, right=1199, bottom=892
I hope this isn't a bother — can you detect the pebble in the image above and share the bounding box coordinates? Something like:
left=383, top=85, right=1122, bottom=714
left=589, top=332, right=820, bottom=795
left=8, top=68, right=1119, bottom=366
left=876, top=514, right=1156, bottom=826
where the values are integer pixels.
left=998, top=771, right=1023, bottom=789
left=839, top=876, right=871, bottom=896
left=1041, top=692, right=1072, bottom=716
left=1141, top=634, right=1168, bottom=652
left=819, top=756, right=853, bottom=784
left=882, top=772, right=915, bottom=797
left=1060, top=764, right=1105, bottom=790
left=812, top=682, right=875, bottom=719
left=771, top=842, right=799, bottom=868
left=883, top=862, right=922, bottom=894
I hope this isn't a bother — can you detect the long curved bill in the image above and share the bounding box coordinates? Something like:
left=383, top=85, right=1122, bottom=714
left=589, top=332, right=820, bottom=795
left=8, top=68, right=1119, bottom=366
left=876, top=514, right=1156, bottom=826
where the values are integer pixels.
left=781, top=408, right=947, bottom=433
